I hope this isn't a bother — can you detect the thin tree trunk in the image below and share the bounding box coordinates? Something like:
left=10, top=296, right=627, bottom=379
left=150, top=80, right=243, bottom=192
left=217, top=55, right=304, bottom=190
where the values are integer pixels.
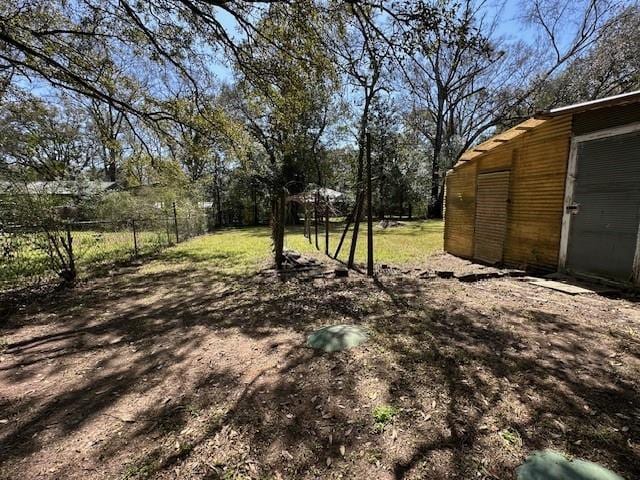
left=314, top=192, right=319, bottom=250
left=334, top=192, right=361, bottom=259
left=107, top=150, right=117, bottom=182
left=366, top=132, right=373, bottom=277
left=348, top=95, right=372, bottom=268
left=252, top=185, right=259, bottom=226
left=272, top=189, right=286, bottom=269
left=429, top=92, right=445, bottom=218
left=325, top=198, right=329, bottom=256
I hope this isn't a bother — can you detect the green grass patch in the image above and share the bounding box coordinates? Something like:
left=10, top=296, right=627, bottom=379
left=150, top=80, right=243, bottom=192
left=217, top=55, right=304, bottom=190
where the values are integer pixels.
left=3, top=220, right=443, bottom=287
left=372, top=404, right=398, bottom=430
left=156, top=220, right=442, bottom=274
left=1, top=229, right=170, bottom=287
left=158, top=227, right=272, bottom=275
left=500, top=427, right=523, bottom=448
left=285, top=219, right=443, bottom=266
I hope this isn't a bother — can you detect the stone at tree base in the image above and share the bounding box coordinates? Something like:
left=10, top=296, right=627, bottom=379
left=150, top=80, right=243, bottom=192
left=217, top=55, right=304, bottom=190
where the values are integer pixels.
left=334, top=268, right=348, bottom=278
left=306, top=325, right=368, bottom=352
left=435, top=271, right=454, bottom=279
left=517, top=450, right=624, bottom=480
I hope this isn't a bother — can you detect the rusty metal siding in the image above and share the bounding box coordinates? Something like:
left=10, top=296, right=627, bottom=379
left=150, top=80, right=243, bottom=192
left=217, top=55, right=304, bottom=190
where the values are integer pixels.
left=473, top=171, right=510, bottom=263
left=446, top=115, right=571, bottom=269
left=502, top=115, right=572, bottom=270
left=478, top=148, right=512, bottom=172
left=566, top=131, right=640, bottom=282
left=444, top=162, right=477, bottom=258
left=573, top=103, right=640, bottom=136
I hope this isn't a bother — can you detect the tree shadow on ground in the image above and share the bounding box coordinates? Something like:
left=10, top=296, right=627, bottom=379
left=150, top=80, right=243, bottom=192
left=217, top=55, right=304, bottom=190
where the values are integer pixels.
left=0, top=264, right=639, bottom=479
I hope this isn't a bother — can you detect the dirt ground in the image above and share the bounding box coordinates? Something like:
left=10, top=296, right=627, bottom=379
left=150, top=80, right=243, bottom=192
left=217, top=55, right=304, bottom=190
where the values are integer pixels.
left=1, top=252, right=640, bottom=479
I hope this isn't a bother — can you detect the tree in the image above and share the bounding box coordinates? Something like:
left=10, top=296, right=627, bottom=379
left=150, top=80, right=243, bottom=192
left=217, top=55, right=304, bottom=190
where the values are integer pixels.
left=0, top=1, right=277, bottom=122
left=399, top=0, right=624, bottom=217
left=0, top=94, right=95, bottom=180
left=325, top=1, right=394, bottom=266
left=228, top=1, right=338, bottom=268
left=530, top=4, right=640, bottom=108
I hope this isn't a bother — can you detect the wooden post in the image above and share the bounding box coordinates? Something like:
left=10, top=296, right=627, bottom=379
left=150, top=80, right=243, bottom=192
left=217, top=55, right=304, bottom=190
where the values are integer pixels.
left=334, top=191, right=361, bottom=259
left=348, top=184, right=364, bottom=268
left=65, top=223, right=76, bottom=282
left=314, top=191, right=319, bottom=250
left=303, top=204, right=308, bottom=239
left=366, top=132, right=374, bottom=276
left=307, top=204, right=312, bottom=244
left=172, top=201, right=179, bottom=243
left=325, top=196, right=329, bottom=255
left=132, top=219, right=139, bottom=256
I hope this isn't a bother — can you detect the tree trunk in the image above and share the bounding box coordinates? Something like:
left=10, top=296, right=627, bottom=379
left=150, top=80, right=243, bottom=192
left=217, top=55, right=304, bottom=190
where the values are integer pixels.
left=378, top=169, right=385, bottom=220
left=348, top=93, right=372, bottom=268
left=215, top=183, right=223, bottom=227
left=314, top=192, right=319, bottom=250
left=271, top=189, right=286, bottom=269
left=366, top=132, right=373, bottom=276
left=103, top=146, right=117, bottom=182
left=429, top=90, right=446, bottom=218
left=252, top=185, right=259, bottom=226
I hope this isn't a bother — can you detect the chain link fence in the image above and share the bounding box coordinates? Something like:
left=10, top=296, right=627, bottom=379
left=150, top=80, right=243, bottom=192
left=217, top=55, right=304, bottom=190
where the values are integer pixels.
left=0, top=211, right=206, bottom=292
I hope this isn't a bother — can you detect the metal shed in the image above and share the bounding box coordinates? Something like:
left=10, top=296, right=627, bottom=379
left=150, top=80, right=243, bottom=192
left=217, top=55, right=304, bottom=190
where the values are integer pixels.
left=444, top=90, right=640, bottom=285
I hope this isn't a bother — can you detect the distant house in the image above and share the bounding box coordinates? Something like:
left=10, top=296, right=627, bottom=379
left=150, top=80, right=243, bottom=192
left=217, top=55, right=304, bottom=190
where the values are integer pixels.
left=0, top=180, right=118, bottom=223
left=444, top=90, right=640, bottom=285
left=290, top=187, right=347, bottom=205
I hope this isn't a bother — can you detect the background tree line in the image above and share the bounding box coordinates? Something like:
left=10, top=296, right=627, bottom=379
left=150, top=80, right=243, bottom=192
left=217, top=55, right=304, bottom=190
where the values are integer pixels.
left=1, top=0, right=638, bottom=267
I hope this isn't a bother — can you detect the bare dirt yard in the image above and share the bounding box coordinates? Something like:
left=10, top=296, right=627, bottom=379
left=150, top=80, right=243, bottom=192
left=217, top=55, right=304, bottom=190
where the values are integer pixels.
left=1, top=231, right=640, bottom=479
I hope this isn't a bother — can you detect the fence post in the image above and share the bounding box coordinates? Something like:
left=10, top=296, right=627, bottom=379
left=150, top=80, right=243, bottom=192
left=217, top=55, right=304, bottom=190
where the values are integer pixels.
left=325, top=197, right=329, bottom=256
left=165, top=215, right=171, bottom=245
left=172, top=201, right=179, bottom=243
left=132, top=219, right=139, bottom=256
left=65, top=223, right=76, bottom=283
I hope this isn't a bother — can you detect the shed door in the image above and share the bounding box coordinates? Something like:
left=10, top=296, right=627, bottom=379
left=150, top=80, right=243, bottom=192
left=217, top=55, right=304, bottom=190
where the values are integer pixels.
left=566, top=131, right=640, bottom=282
left=474, top=171, right=510, bottom=264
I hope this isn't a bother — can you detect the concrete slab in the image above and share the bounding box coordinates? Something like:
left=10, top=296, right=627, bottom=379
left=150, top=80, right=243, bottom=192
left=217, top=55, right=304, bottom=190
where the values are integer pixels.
left=526, top=278, right=598, bottom=295
left=306, top=325, right=368, bottom=352
left=523, top=276, right=619, bottom=295
left=517, top=450, right=625, bottom=480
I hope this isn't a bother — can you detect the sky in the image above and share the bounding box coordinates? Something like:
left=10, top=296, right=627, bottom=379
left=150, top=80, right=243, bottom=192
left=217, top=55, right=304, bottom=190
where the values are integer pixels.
left=207, top=0, right=538, bottom=84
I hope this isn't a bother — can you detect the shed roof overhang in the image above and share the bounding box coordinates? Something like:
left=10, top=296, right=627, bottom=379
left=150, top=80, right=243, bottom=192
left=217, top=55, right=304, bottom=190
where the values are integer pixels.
left=456, top=118, right=547, bottom=165
left=536, top=90, right=640, bottom=118
left=454, top=89, right=640, bottom=170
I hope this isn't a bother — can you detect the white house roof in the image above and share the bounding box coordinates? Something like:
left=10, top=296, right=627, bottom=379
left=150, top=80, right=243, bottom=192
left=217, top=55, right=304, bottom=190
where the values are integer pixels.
left=0, top=181, right=117, bottom=196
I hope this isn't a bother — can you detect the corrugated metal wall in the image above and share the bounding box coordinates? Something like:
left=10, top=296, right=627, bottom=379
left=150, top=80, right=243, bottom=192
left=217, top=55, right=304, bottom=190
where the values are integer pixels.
left=444, top=162, right=477, bottom=258
left=474, top=171, right=510, bottom=263
left=573, top=104, right=640, bottom=135
left=444, top=114, right=572, bottom=270
left=566, top=131, right=640, bottom=281
left=503, top=115, right=572, bottom=270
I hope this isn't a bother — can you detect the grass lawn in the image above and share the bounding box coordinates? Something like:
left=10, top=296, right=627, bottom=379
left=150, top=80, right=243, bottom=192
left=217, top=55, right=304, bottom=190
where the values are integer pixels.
left=163, top=219, right=444, bottom=274
left=1, top=228, right=639, bottom=479
left=1, top=230, right=172, bottom=288
left=286, top=219, right=444, bottom=266
left=2, top=220, right=443, bottom=289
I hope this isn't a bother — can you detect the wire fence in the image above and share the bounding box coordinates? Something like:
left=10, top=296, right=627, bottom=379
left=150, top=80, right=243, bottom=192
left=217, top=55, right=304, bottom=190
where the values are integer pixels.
left=0, top=212, right=207, bottom=292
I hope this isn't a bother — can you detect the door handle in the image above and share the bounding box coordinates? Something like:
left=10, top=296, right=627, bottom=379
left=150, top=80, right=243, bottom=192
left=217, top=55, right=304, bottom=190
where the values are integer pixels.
left=566, top=204, right=580, bottom=214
